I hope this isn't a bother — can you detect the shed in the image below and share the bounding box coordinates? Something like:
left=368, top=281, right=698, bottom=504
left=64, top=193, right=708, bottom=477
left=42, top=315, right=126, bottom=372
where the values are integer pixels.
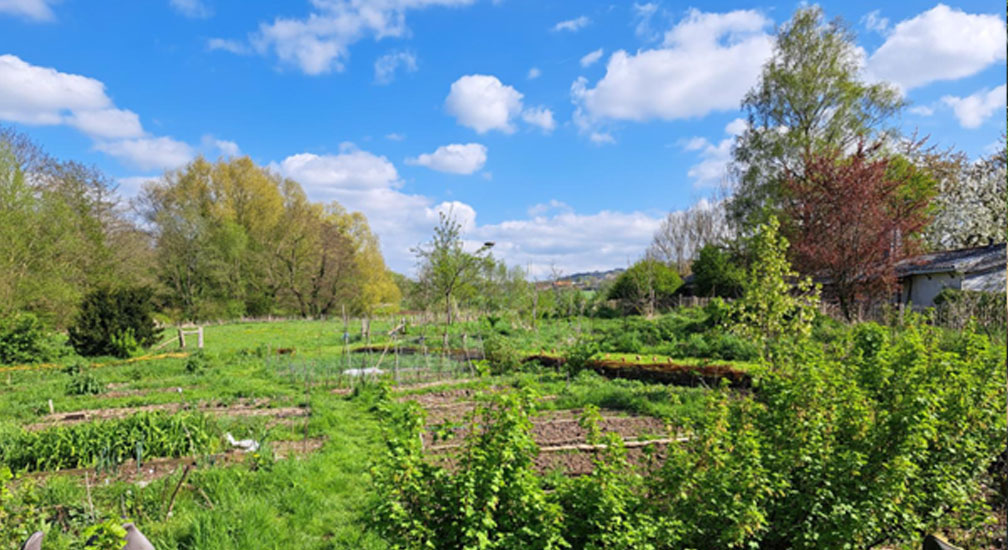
left=895, top=242, right=1006, bottom=308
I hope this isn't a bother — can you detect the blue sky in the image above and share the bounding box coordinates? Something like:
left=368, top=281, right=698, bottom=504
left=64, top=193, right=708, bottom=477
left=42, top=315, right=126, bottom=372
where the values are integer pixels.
left=0, top=0, right=1004, bottom=276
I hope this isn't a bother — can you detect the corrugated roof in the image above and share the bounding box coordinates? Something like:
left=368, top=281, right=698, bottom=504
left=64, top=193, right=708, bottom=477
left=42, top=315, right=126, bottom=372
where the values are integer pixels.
left=896, top=242, right=1006, bottom=277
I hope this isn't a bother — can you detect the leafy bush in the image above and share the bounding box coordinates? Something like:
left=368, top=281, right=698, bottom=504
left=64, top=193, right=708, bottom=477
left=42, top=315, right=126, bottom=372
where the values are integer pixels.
left=82, top=519, right=127, bottom=550
left=185, top=350, right=218, bottom=374
left=607, top=259, right=683, bottom=315
left=691, top=244, right=744, bottom=298
left=373, top=391, right=565, bottom=549
left=482, top=334, right=522, bottom=374
left=933, top=288, right=1006, bottom=335
left=563, top=338, right=599, bottom=378
left=0, top=313, right=64, bottom=365
left=64, top=360, right=102, bottom=396
left=68, top=286, right=161, bottom=358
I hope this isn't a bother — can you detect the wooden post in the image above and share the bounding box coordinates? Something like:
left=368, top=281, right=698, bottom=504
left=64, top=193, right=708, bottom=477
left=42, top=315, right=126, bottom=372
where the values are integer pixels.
left=197, top=326, right=204, bottom=349
left=178, top=328, right=186, bottom=349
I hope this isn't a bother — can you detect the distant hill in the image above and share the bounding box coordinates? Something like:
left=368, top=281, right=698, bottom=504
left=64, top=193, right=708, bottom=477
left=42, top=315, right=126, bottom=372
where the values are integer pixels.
left=550, top=268, right=624, bottom=290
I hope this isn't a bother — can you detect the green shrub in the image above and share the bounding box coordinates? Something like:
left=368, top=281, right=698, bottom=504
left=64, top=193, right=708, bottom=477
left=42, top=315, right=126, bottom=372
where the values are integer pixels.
left=67, top=286, right=161, bottom=358
left=482, top=334, right=522, bottom=374
left=0, top=313, right=64, bottom=365
left=563, top=338, right=599, bottom=378
left=64, top=360, right=102, bottom=396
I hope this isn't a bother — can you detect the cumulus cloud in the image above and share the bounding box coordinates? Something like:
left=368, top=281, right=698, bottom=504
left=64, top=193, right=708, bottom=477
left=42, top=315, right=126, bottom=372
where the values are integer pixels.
left=445, top=74, right=553, bottom=135
left=95, top=137, right=195, bottom=171
left=552, top=15, right=589, bottom=32
left=632, top=2, right=661, bottom=41
left=942, top=85, right=1007, bottom=128
left=521, top=106, right=555, bottom=132
left=445, top=74, right=523, bottom=133
left=170, top=0, right=211, bottom=18
left=374, top=50, right=417, bottom=84
left=248, top=0, right=475, bottom=75
left=406, top=143, right=487, bottom=174
left=682, top=118, right=745, bottom=188
left=0, top=54, right=194, bottom=170
left=275, top=144, right=662, bottom=275
left=65, top=108, right=143, bottom=140
left=527, top=67, right=541, bottom=79
left=865, top=4, right=1006, bottom=92
left=0, top=0, right=55, bottom=21
left=571, top=8, right=772, bottom=138
left=469, top=209, right=662, bottom=278
left=201, top=134, right=240, bottom=157
left=580, top=48, right=604, bottom=67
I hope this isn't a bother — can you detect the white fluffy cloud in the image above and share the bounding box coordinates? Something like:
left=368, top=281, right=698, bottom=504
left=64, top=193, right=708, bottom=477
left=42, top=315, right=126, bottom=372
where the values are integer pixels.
left=682, top=118, right=745, bottom=188
left=95, top=137, right=194, bottom=171
left=170, top=0, right=211, bottom=18
left=571, top=9, right=772, bottom=130
left=374, top=50, right=417, bottom=84
left=249, top=0, right=475, bottom=75
left=407, top=143, right=487, bottom=174
left=445, top=74, right=554, bottom=134
left=942, top=85, right=1007, bottom=129
left=521, top=106, right=555, bottom=132
left=278, top=145, right=402, bottom=194
left=445, top=74, right=523, bottom=133
left=0, top=0, right=55, bottom=21
left=469, top=209, right=662, bottom=278
left=580, top=48, right=604, bottom=67
left=66, top=108, right=144, bottom=140
left=552, top=15, right=589, bottom=32
left=275, top=144, right=662, bottom=275
left=0, top=54, right=194, bottom=169
left=866, top=5, right=1006, bottom=92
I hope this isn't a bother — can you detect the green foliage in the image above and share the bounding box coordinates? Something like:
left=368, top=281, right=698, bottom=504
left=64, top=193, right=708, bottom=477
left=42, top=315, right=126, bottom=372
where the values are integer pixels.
left=690, top=244, right=744, bottom=298
left=64, top=360, right=102, bottom=396
left=729, top=216, right=819, bottom=358
left=185, top=349, right=219, bottom=374
left=933, top=288, right=1007, bottom=336
left=81, top=518, right=127, bottom=549
left=373, top=391, right=566, bottom=549
left=483, top=334, right=523, bottom=374
left=413, top=210, right=495, bottom=325
left=0, top=313, right=65, bottom=365
left=0, top=411, right=218, bottom=472
left=68, top=286, right=161, bottom=358
left=563, top=338, right=599, bottom=378
left=729, top=5, right=904, bottom=227
left=607, top=259, right=682, bottom=316
left=555, top=406, right=661, bottom=549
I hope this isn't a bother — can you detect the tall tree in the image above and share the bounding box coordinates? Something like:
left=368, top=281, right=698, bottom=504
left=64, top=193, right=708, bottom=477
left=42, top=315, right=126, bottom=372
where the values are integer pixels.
left=413, top=210, right=493, bottom=325
left=607, top=258, right=682, bottom=316
left=925, top=142, right=1007, bottom=250
left=647, top=199, right=732, bottom=275
left=784, top=143, right=932, bottom=318
left=729, top=6, right=904, bottom=229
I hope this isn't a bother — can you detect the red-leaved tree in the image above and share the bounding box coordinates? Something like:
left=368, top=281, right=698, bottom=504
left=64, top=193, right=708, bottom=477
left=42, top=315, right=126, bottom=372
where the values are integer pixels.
left=784, top=142, right=932, bottom=319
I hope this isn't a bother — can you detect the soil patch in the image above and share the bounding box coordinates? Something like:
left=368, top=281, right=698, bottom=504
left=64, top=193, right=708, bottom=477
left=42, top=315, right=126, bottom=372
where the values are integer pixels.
left=26, top=399, right=307, bottom=430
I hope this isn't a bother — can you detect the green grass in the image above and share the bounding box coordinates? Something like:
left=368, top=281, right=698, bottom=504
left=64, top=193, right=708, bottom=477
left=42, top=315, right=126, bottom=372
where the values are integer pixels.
left=0, top=315, right=726, bottom=549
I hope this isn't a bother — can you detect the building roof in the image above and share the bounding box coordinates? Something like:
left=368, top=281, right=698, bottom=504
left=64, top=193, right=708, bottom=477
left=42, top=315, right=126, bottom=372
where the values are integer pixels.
left=896, top=242, right=1006, bottom=277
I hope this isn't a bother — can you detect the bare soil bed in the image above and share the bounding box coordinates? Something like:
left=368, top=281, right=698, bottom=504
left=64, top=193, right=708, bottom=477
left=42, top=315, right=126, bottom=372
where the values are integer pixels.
left=26, top=398, right=308, bottom=430
left=408, top=387, right=675, bottom=475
